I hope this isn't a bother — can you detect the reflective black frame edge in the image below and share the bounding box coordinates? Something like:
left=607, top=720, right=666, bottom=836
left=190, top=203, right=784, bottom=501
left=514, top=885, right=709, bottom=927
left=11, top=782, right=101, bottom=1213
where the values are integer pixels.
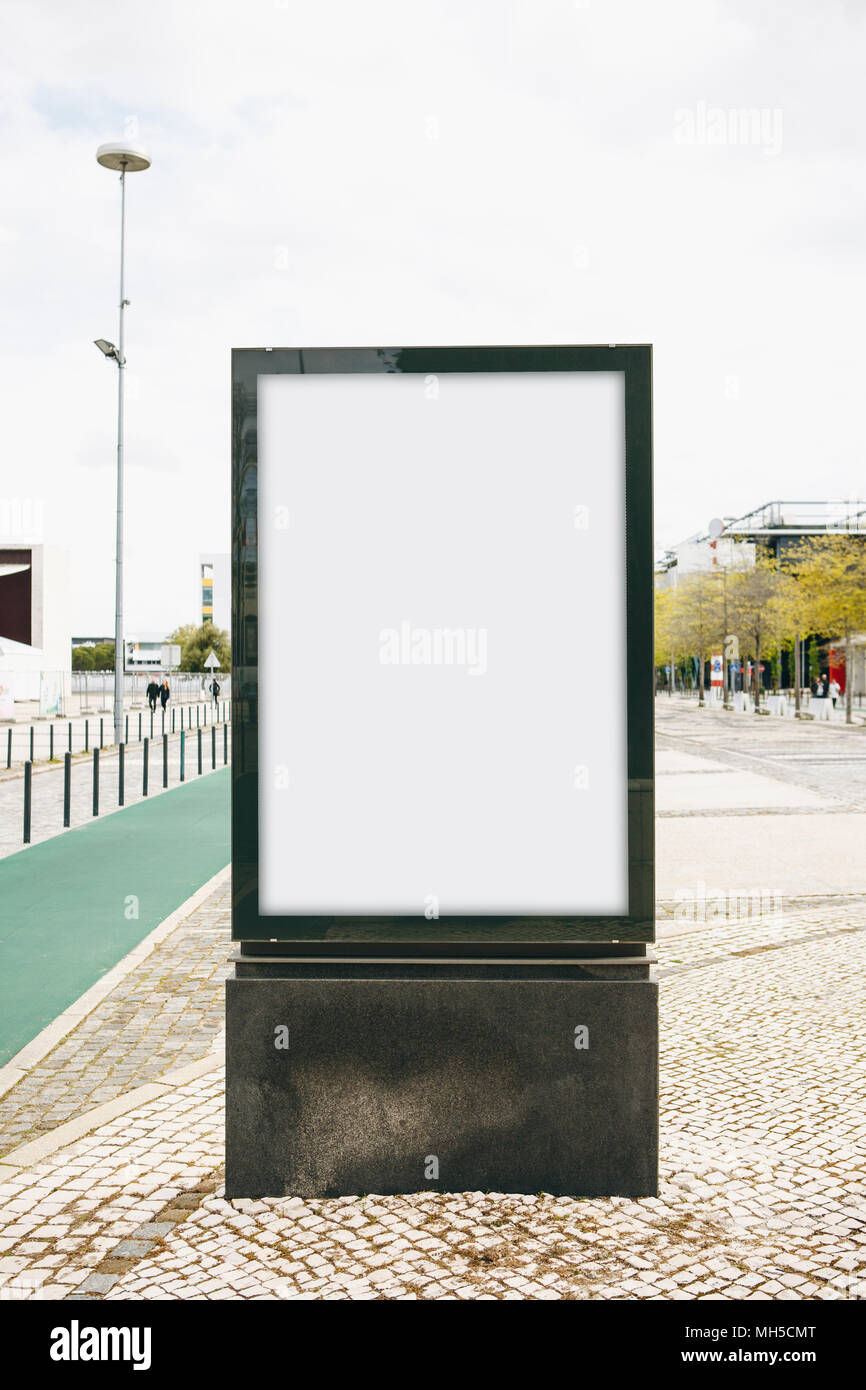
left=231, top=345, right=654, bottom=951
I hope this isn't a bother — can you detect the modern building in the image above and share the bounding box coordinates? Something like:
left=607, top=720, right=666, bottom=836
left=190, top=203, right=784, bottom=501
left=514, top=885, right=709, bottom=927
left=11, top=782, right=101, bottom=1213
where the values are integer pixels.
left=200, top=553, right=230, bottom=632
left=124, top=634, right=181, bottom=672
left=657, top=499, right=866, bottom=586
left=0, top=543, right=71, bottom=707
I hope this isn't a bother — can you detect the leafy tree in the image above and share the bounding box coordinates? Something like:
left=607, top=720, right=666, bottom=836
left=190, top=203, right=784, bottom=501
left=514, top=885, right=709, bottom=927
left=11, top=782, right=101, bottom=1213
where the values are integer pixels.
left=671, top=572, right=725, bottom=706
left=785, top=537, right=866, bottom=723
left=727, top=555, right=786, bottom=710
left=72, top=646, right=95, bottom=671
left=72, top=641, right=114, bottom=671
left=778, top=544, right=830, bottom=713
left=654, top=586, right=689, bottom=691
left=92, top=641, right=115, bottom=670
left=168, top=622, right=231, bottom=673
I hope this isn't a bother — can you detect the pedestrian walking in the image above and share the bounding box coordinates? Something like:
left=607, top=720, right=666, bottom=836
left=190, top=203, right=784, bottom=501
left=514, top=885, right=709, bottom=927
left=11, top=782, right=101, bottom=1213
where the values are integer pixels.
left=829, top=677, right=840, bottom=710
left=160, top=679, right=170, bottom=711
left=813, top=674, right=831, bottom=721
left=209, top=677, right=220, bottom=708
left=146, top=677, right=160, bottom=712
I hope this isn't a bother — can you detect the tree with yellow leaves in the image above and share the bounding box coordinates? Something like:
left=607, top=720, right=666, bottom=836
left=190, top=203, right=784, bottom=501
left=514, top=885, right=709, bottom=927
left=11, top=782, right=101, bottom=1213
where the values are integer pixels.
left=782, top=536, right=866, bottom=724
left=726, top=553, right=788, bottom=710
left=671, top=572, right=725, bottom=706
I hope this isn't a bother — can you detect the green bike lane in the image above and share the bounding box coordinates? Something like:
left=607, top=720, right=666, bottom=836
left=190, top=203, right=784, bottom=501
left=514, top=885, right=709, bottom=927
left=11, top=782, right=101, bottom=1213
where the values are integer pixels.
left=0, top=768, right=229, bottom=1065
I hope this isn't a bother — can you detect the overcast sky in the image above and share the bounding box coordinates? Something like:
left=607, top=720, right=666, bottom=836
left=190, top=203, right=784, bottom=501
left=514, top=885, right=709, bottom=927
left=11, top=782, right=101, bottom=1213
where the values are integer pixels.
left=2, top=0, right=864, bottom=633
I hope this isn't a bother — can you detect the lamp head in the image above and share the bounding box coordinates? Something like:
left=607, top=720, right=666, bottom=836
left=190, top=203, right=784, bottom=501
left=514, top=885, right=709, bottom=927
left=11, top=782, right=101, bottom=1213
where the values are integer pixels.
left=94, top=338, right=119, bottom=360
left=96, top=142, right=151, bottom=173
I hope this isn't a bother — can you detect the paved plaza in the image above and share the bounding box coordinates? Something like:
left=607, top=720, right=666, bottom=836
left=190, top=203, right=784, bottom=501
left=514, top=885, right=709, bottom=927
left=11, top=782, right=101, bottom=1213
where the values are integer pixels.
left=0, top=698, right=863, bottom=1300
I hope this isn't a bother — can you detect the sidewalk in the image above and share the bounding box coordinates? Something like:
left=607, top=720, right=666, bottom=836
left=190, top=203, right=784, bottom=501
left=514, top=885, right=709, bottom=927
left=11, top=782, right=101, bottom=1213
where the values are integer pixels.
left=0, top=769, right=229, bottom=1065
left=0, top=881, right=863, bottom=1300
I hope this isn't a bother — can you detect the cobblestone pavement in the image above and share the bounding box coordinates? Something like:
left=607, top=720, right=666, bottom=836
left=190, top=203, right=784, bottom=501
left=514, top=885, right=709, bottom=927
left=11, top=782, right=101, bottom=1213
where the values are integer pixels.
left=0, top=894, right=863, bottom=1301
left=0, top=878, right=231, bottom=1154
left=0, top=728, right=231, bottom=859
left=657, top=697, right=866, bottom=811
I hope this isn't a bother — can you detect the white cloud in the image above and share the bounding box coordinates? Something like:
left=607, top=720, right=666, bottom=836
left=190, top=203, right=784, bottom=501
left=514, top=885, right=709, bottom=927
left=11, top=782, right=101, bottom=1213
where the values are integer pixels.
left=1, top=0, right=865, bottom=628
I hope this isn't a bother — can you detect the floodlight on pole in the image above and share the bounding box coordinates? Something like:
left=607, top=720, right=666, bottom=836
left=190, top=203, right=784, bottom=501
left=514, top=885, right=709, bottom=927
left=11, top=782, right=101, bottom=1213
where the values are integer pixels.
left=95, top=140, right=151, bottom=748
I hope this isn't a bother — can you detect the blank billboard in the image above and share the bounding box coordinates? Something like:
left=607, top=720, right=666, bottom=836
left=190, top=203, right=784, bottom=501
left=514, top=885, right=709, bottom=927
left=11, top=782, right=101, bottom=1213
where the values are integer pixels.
left=256, top=368, right=628, bottom=919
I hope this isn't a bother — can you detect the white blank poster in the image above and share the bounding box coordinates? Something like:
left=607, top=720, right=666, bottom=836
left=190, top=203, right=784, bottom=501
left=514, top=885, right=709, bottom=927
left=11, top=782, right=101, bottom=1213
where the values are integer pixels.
left=258, top=370, right=628, bottom=917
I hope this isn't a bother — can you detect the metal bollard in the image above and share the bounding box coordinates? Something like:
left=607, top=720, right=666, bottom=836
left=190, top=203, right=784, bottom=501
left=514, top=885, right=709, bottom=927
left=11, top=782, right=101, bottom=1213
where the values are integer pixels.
left=119, top=742, right=125, bottom=806
left=197, top=726, right=202, bottom=775
left=223, top=721, right=228, bottom=765
left=163, top=732, right=168, bottom=788
left=50, top=723, right=54, bottom=761
left=139, top=711, right=142, bottom=741
left=24, top=761, right=32, bottom=843
left=7, top=727, right=11, bottom=769
left=92, top=747, right=99, bottom=816
left=85, top=718, right=89, bottom=753
left=211, top=724, right=216, bottom=770
left=99, top=717, right=104, bottom=750
left=30, top=726, right=34, bottom=762
left=63, top=752, right=71, bottom=827
left=68, top=721, right=72, bottom=753
left=180, top=730, right=185, bottom=781
left=125, top=714, right=129, bottom=745
left=143, top=737, right=149, bottom=796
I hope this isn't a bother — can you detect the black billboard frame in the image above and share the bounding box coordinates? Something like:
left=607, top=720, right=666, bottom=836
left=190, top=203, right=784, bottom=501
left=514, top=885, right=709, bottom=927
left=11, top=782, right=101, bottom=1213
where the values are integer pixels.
left=231, top=344, right=654, bottom=954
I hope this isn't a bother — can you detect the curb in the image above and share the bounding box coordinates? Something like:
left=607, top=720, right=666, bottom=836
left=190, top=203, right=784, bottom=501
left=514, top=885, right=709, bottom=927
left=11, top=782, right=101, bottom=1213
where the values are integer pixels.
left=0, top=1041, right=224, bottom=1174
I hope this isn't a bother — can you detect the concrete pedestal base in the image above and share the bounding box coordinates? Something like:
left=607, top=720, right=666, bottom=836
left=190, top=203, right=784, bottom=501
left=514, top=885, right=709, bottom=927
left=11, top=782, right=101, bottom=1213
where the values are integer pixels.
left=225, top=972, right=657, bottom=1199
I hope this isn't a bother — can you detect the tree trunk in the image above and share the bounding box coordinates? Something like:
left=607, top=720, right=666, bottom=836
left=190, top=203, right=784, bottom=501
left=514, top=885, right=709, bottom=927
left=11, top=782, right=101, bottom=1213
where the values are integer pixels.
left=794, top=632, right=801, bottom=715
left=698, top=653, right=705, bottom=706
left=754, top=639, right=762, bottom=710
left=846, top=632, right=853, bottom=725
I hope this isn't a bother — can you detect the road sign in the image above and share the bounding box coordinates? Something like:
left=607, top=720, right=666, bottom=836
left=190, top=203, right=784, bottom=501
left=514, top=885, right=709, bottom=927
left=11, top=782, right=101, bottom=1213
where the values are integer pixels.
left=204, top=650, right=220, bottom=669
left=724, top=634, right=739, bottom=662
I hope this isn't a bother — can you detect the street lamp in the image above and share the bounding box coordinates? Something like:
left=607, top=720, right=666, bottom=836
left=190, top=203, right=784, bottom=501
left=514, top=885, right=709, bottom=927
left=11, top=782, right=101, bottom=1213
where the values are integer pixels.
left=95, top=140, right=151, bottom=748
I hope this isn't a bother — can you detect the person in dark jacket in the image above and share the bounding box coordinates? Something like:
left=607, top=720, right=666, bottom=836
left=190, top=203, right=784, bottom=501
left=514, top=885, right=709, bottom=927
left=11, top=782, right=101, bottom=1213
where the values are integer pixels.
left=146, top=678, right=160, bottom=712
left=209, top=678, right=220, bottom=708
left=160, top=680, right=170, bottom=710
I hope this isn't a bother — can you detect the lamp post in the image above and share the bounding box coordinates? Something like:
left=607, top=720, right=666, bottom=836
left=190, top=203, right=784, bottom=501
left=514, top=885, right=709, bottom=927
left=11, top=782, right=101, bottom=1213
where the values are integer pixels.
left=95, top=141, right=151, bottom=748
